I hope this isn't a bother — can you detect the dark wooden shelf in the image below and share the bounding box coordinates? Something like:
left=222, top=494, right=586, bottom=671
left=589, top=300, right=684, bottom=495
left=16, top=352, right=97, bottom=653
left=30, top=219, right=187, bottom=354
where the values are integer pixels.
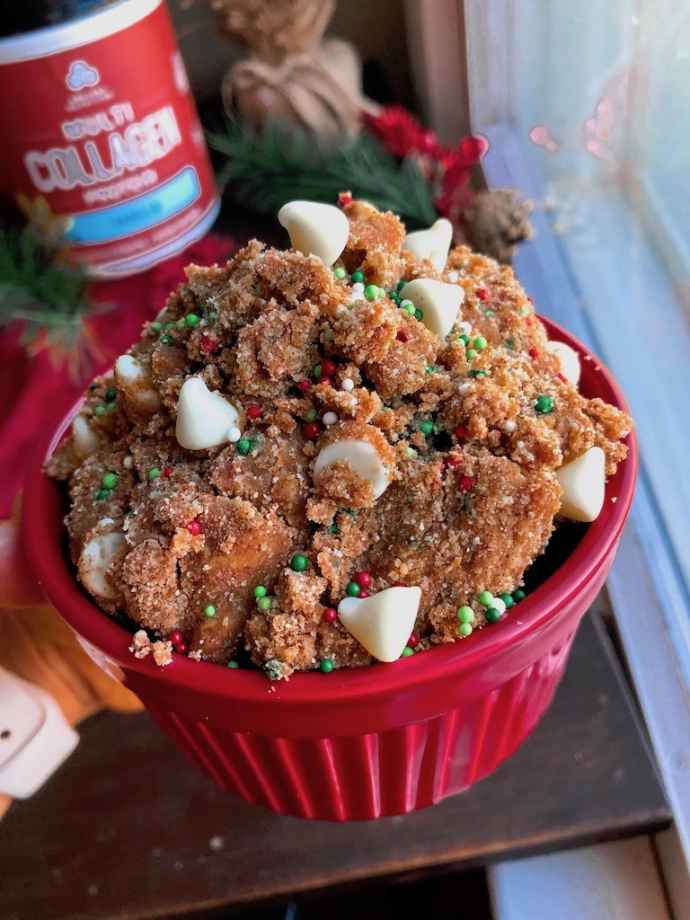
left=0, top=607, right=671, bottom=920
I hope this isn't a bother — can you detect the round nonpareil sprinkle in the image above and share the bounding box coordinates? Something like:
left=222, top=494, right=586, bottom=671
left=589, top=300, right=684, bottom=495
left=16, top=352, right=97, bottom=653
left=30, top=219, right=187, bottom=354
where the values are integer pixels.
left=187, top=520, right=203, bottom=535
left=164, top=466, right=173, bottom=477
left=298, top=379, right=312, bottom=393
left=400, top=647, right=414, bottom=658
left=408, top=632, right=419, bottom=649
left=306, top=409, right=318, bottom=422
left=341, top=378, right=354, bottom=391
left=457, top=606, right=475, bottom=624
left=94, top=406, right=105, bottom=417
left=458, top=623, right=473, bottom=637
left=257, top=596, right=272, bottom=611
left=304, top=422, right=320, bottom=439
left=322, top=607, right=338, bottom=624
left=96, top=489, right=111, bottom=501
left=476, top=288, right=489, bottom=301
left=479, top=590, right=493, bottom=606
left=491, top=597, right=507, bottom=615
left=505, top=420, right=517, bottom=432
left=403, top=302, right=415, bottom=316
left=105, top=389, right=117, bottom=402
left=204, top=604, right=216, bottom=618
left=247, top=406, right=262, bottom=420
left=486, top=607, right=502, bottom=623
left=102, top=472, right=117, bottom=489
left=420, top=421, right=434, bottom=436
left=535, top=395, right=554, bottom=414
left=323, top=411, right=338, bottom=426
left=291, top=553, right=309, bottom=572
left=333, top=267, right=346, bottom=279
left=148, top=467, right=160, bottom=481
left=227, top=426, right=242, bottom=443
left=365, top=284, right=379, bottom=300
left=465, top=348, right=477, bottom=360
left=321, top=359, right=337, bottom=377
left=313, top=364, right=322, bottom=378
left=254, top=585, right=267, bottom=598
left=345, top=581, right=361, bottom=597
left=352, top=571, right=372, bottom=588
left=414, top=308, right=423, bottom=321
left=351, top=270, right=365, bottom=284
left=185, top=313, right=200, bottom=327
left=320, top=658, right=334, bottom=673
left=473, top=336, right=487, bottom=351
left=227, top=661, right=239, bottom=668
left=499, top=593, right=515, bottom=609
left=513, top=589, right=526, bottom=602
left=237, top=439, right=252, bottom=455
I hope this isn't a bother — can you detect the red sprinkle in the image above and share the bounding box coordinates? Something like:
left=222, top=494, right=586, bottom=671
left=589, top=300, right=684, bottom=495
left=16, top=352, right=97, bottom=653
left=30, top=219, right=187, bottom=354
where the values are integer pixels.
left=396, top=330, right=410, bottom=343
left=322, top=607, right=338, bottom=624
left=528, top=348, right=539, bottom=359
left=298, top=379, right=312, bottom=393
left=352, top=571, right=372, bottom=588
left=175, top=642, right=188, bottom=655
left=321, top=359, right=337, bottom=377
left=318, top=375, right=334, bottom=387
left=187, top=520, right=203, bottom=535
left=527, top=296, right=534, bottom=304
left=247, top=406, right=262, bottom=420
left=445, top=454, right=462, bottom=468
left=168, top=630, right=183, bottom=645
left=199, top=335, right=219, bottom=354
left=476, top=288, right=489, bottom=301
left=453, top=425, right=470, bottom=441
left=392, top=581, right=405, bottom=588
left=163, top=466, right=174, bottom=478
left=526, top=318, right=532, bottom=327
left=338, top=192, right=353, bottom=207
left=407, top=632, right=419, bottom=649
left=459, top=475, right=474, bottom=492
left=304, top=422, right=320, bottom=440
left=358, top=590, right=370, bottom=599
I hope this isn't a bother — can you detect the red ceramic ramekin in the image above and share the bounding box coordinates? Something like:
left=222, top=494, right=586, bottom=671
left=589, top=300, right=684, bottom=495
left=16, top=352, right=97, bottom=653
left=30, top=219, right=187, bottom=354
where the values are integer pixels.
left=23, top=318, right=637, bottom=821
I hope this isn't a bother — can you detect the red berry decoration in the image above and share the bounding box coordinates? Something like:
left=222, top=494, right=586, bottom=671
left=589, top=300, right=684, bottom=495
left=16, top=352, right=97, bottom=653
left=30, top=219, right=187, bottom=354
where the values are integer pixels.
left=358, top=590, right=369, bottom=599
left=247, top=406, right=262, bottom=420
left=321, top=359, right=337, bottom=377
left=322, top=607, right=338, bottom=624
left=304, top=422, right=320, bottom=440
left=407, top=632, right=419, bottom=649
left=168, top=630, right=183, bottom=646
left=352, top=571, right=372, bottom=588
left=298, top=379, right=312, bottom=393
left=459, top=475, right=474, bottom=492
left=528, top=348, right=539, bottom=359
left=187, top=520, right=203, bottom=535
left=396, top=330, right=410, bottom=343
left=164, top=466, right=174, bottom=478
left=318, top=375, right=333, bottom=387
left=476, top=288, right=489, bottom=301
left=453, top=425, right=470, bottom=441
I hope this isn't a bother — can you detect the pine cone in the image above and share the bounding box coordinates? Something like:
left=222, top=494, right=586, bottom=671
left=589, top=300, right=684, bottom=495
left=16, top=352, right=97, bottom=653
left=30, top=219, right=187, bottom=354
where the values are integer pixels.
left=459, top=188, right=533, bottom=264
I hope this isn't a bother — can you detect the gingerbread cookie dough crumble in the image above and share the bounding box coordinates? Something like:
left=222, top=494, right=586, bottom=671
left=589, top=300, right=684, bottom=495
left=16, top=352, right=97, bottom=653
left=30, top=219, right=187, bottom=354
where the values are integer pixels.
left=48, top=200, right=632, bottom=678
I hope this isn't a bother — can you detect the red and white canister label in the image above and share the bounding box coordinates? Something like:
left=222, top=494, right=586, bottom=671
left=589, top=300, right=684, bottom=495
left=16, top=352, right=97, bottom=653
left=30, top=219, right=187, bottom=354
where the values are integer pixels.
left=0, top=0, right=219, bottom=277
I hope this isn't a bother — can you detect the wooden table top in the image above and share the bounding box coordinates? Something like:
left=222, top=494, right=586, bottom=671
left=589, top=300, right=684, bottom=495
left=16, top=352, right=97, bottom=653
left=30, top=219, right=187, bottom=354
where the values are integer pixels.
left=0, top=609, right=671, bottom=920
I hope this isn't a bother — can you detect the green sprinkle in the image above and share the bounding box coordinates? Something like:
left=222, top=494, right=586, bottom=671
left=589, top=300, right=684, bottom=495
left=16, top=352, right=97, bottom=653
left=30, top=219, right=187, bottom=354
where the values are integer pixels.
left=313, top=364, right=322, bottom=378
left=458, top=622, right=473, bottom=637
left=227, top=661, right=239, bottom=668
left=324, top=328, right=335, bottom=342
left=535, top=395, right=554, bottom=414
left=105, top=388, right=117, bottom=402
left=520, top=305, right=530, bottom=316
left=290, top=553, right=309, bottom=572
left=94, top=406, right=105, bottom=417
left=457, top=605, right=475, bottom=624
left=320, top=658, right=334, bottom=673
left=160, top=335, right=171, bottom=346
left=365, top=284, right=379, bottom=300
left=466, top=348, right=477, bottom=360
left=402, top=301, right=415, bottom=315
left=389, top=292, right=400, bottom=304
left=254, top=585, right=267, bottom=598
left=88, top=384, right=97, bottom=392
left=151, top=322, right=161, bottom=332
left=102, top=472, right=117, bottom=489
left=486, top=607, right=502, bottom=623
left=420, top=421, right=434, bottom=436
left=470, top=370, right=487, bottom=378
left=460, top=259, right=469, bottom=268
left=414, top=308, right=423, bottom=321
left=345, top=581, right=361, bottom=597
left=148, top=467, right=160, bottom=481
left=351, top=270, right=365, bottom=284
left=333, top=267, right=346, bottom=279
left=306, top=409, right=318, bottom=422
left=95, top=489, right=111, bottom=501
left=425, top=366, right=434, bottom=374
left=165, top=322, right=175, bottom=330
left=485, top=309, right=495, bottom=317
left=499, top=593, right=515, bottom=609
left=329, top=523, right=338, bottom=535
left=257, top=596, right=272, bottom=612
left=185, top=313, right=200, bottom=327
left=513, top=589, right=526, bottom=602
left=208, top=312, right=217, bottom=320
left=106, top=402, right=116, bottom=411
left=176, top=319, right=185, bottom=330
left=406, top=446, right=417, bottom=458
left=204, top=604, right=216, bottom=618
left=397, top=280, right=408, bottom=291
left=237, top=439, right=252, bottom=456
left=400, top=647, right=415, bottom=658
left=474, top=336, right=487, bottom=351
left=479, top=590, right=493, bottom=606
left=459, top=334, right=470, bottom=346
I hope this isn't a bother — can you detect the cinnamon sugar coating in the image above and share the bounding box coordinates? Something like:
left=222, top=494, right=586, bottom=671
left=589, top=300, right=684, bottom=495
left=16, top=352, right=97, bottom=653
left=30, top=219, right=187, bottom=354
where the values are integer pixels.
left=48, top=202, right=632, bottom=676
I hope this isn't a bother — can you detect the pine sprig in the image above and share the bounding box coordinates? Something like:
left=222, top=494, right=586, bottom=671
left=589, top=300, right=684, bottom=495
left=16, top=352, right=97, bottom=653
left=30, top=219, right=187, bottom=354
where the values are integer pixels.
left=0, top=222, right=97, bottom=370
left=207, top=118, right=438, bottom=229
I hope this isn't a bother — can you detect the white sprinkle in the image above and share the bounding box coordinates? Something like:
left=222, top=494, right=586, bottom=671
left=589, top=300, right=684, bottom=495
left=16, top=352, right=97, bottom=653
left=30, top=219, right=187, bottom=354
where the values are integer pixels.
left=341, top=378, right=354, bottom=391
left=349, top=292, right=364, bottom=303
left=227, top=425, right=242, bottom=443
left=352, top=282, right=365, bottom=293
left=97, top=518, right=114, bottom=528
left=123, top=456, right=133, bottom=469
left=505, top=420, right=517, bottom=432
left=492, top=597, right=507, bottom=615
left=459, top=383, right=470, bottom=395
left=400, top=299, right=413, bottom=309
left=336, top=305, right=347, bottom=315
left=447, top=270, right=459, bottom=282
left=457, top=321, right=472, bottom=335
left=322, top=411, right=338, bottom=426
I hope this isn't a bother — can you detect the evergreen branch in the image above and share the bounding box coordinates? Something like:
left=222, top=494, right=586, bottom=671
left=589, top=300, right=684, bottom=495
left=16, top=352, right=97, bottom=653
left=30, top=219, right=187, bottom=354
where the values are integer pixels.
left=207, top=118, right=438, bottom=229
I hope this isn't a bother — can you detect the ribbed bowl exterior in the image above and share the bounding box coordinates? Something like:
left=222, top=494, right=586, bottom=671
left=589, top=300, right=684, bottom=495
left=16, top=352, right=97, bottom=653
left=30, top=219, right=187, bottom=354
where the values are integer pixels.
left=140, top=626, right=576, bottom=820
left=23, top=318, right=637, bottom=822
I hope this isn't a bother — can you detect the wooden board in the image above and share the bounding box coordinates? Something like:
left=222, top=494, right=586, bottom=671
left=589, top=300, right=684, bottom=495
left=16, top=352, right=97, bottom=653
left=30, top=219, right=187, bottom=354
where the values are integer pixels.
left=0, top=610, right=671, bottom=920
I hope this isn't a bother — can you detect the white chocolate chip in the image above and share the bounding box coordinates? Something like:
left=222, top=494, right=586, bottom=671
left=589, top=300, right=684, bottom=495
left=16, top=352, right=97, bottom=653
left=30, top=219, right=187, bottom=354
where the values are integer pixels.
left=322, top=411, right=338, bottom=426
left=402, top=219, right=453, bottom=273
left=114, top=355, right=161, bottom=411
left=175, top=378, right=240, bottom=451
left=314, top=439, right=390, bottom=499
left=341, top=378, right=354, bottom=391
left=401, top=279, right=465, bottom=339
left=338, top=586, right=422, bottom=662
left=278, top=200, right=349, bottom=267
left=547, top=340, right=581, bottom=386
left=557, top=447, right=606, bottom=522
left=72, top=414, right=99, bottom=458
left=79, top=531, right=126, bottom=601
